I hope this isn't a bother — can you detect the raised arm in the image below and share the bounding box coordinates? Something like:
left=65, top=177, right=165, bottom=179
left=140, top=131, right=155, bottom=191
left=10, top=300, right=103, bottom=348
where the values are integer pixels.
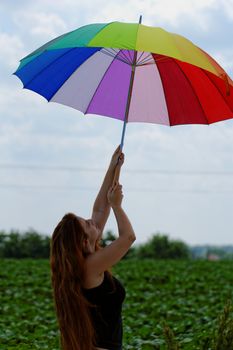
left=91, top=145, right=124, bottom=235
left=85, top=181, right=136, bottom=275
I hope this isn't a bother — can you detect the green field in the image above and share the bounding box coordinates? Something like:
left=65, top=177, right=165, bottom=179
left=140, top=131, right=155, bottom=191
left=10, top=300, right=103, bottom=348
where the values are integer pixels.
left=0, top=259, right=233, bottom=349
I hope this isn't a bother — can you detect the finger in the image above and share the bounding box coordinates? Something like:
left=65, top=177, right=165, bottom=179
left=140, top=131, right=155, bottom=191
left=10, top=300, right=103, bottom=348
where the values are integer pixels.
left=111, top=180, right=118, bottom=188
left=114, top=145, right=121, bottom=154
left=113, top=165, right=120, bottom=183
left=117, top=156, right=124, bottom=165
left=114, top=184, right=121, bottom=192
left=114, top=181, right=120, bottom=188
left=118, top=153, right=124, bottom=162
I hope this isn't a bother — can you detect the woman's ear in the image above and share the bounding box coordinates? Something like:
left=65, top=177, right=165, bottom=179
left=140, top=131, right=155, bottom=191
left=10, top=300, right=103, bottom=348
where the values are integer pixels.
left=83, top=238, right=89, bottom=252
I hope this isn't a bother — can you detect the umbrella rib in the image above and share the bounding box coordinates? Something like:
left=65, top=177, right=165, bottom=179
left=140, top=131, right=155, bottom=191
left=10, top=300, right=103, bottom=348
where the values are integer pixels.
left=101, top=48, right=123, bottom=61
left=137, top=57, right=154, bottom=66
left=137, top=57, right=155, bottom=66
left=101, top=48, right=132, bottom=65
left=108, top=47, right=120, bottom=56
left=127, top=50, right=134, bottom=63
left=137, top=53, right=152, bottom=65
left=138, top=52, right=151, bottom=62
left=102, top=49, right=130, bottom=65
left=136, top=51, right=145, bottom=64
left=100, top=48, right=115, bottom=59
left=137, top=62, right=156, bottom=67
left=118, top=49, right=133, bottom=64
left=115, top=51, right=132, bottom=65
left=109, top=48, right=131, bottom=63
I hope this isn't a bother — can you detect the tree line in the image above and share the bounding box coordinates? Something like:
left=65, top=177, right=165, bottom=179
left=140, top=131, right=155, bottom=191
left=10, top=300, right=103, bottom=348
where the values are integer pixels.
left=0, top=229, right=191, bottom=259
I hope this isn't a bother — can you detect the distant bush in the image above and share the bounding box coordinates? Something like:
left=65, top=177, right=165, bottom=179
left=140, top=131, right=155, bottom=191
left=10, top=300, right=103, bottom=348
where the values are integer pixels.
left=135, top=233, right=191, bottom=260
left=0, top=230, right=189, bottom=260
left=100, top=230, right=117, bottom=247
left=0, top=230, right=50, bottom=258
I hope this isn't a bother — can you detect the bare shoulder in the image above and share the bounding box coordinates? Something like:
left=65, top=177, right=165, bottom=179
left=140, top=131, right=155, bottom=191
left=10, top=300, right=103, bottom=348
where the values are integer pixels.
left=82, top=261, right=105, bottom=289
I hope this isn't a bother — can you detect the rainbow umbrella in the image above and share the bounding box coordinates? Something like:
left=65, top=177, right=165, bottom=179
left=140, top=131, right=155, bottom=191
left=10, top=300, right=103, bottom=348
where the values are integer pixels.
left=14, top=17, right=233, bottom=149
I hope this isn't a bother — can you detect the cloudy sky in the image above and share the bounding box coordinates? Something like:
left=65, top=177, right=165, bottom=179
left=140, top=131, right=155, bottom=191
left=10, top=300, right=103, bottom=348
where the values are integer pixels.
left=1, top=0, right=233, bottom=245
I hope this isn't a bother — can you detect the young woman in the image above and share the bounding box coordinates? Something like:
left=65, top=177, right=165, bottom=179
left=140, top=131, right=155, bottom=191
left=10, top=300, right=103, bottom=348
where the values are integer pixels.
left=50, top=145, right=136, bottom=350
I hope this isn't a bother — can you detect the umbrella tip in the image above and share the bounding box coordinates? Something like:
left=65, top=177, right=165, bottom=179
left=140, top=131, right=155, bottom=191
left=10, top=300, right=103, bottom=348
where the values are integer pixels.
left=139, top=15, right=142, bottom=24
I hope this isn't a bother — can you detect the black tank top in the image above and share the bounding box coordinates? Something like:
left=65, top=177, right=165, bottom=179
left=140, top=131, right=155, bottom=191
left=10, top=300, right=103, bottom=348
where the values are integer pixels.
left=82, top=271, right=126, bottom=350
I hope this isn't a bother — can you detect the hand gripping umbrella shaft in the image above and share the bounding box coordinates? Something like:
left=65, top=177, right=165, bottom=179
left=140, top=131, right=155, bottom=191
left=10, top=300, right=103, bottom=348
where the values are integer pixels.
left=113, top=163, right=121, bottom=185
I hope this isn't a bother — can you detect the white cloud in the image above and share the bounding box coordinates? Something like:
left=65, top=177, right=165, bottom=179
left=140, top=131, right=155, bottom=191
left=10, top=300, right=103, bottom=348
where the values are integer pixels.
left=0, top=83, right=46, bottom=117
left=210, top=49, right=233, bottom=76
left=0, top=32, right=26, bottom=69
left=7, top=0, right=226, bottom=32
left=220, top=0, right=233, bottom=20
left=13, top=11, right=67, bottom=41
left=76, top=0, right=218, bottom=30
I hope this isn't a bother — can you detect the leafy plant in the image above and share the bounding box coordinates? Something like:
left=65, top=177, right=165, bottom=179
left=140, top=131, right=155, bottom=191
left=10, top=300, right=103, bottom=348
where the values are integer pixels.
left=212, top=299, right=233, bottom=350
left=163, top=324, right=180, bottom=350
left=1, top=259, right=233, bottom=349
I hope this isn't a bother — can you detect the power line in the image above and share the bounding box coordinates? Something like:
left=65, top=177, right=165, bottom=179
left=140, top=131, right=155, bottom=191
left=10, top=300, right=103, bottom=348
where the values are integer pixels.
left=0, top=164, right=102, bottom=172
left=0, top=184, right=95, bottom=191
left=0, top=183, right=232, bottom=194
left=0, top=164, right=233, bottom=176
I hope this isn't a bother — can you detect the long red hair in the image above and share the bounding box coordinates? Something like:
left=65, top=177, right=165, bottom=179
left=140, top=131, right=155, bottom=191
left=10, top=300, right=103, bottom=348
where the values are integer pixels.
left=50, top=212, right=97, bottom=350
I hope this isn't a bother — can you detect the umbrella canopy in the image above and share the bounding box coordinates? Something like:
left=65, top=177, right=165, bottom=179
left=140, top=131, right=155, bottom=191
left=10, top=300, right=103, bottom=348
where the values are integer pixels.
left=14, top=19, right=233, bottom=147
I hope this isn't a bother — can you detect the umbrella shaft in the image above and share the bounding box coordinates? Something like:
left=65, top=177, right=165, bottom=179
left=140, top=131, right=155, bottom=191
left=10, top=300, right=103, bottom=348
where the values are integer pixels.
left=120, top=119, right=127, bottom=150
left=120, top=16, right=142, bottom=150
left=120, top=61, right=137, bottom=150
